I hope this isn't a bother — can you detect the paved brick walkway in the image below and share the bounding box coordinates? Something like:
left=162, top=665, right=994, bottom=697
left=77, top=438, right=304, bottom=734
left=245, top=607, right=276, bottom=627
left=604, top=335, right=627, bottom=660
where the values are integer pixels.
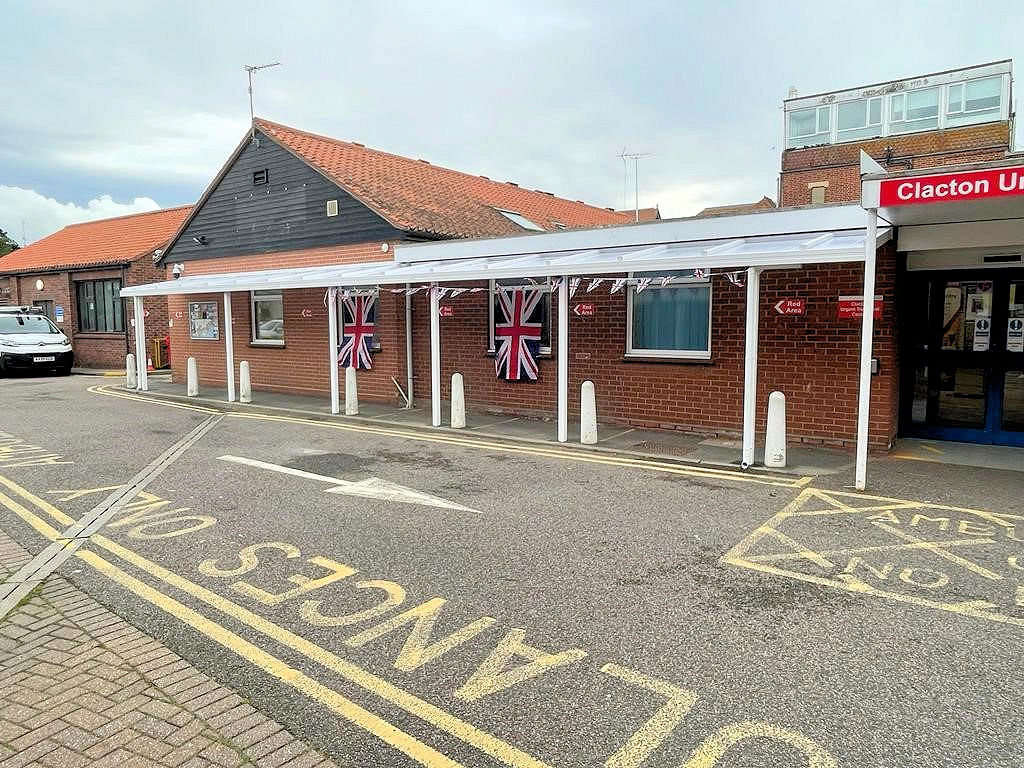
left=0, top=531, right=340, bottom=768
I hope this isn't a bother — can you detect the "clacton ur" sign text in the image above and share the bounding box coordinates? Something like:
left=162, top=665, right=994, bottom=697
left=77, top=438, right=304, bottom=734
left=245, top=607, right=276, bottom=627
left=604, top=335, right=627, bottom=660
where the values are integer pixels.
left=879, top=166, right=1024, bottom=206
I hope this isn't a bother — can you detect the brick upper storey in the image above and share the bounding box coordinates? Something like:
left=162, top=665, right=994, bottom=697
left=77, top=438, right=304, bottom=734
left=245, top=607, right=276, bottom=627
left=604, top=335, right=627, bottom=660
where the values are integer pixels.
left=254, top=118, right=632, bottom=239
left=0, top=206, right=192, bottom=274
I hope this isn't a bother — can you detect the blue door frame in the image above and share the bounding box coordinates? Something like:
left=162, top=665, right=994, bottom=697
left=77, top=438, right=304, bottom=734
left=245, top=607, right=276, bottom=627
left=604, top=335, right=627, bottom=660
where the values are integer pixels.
left=902, top=269, right=1024, bottom=447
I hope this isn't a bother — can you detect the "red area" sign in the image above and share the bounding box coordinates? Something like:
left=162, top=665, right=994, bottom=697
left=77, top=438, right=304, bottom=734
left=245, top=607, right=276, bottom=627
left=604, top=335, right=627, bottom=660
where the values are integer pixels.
left=573, top=302, right=596, bottom=317
left=838, top=295, right=882, bottom=319
left=879, top=166, right=1024, bottom=206
left=773, top=299, right=806, bottom=316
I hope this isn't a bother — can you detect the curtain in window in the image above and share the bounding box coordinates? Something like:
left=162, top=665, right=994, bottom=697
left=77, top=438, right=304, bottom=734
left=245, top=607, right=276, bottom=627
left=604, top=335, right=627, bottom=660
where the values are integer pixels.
left=632, top=285, right=710, bottom=351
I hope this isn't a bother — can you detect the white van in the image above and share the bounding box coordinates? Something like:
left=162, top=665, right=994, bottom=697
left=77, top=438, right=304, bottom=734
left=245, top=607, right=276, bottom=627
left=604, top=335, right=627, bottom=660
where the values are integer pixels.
left=0, top=307, right=74, bottom=376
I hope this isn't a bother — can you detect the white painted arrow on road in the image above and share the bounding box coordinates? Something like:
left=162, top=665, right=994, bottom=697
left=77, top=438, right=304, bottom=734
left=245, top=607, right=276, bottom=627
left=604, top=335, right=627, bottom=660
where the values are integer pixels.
left=217, top=455, right=481, bottom=513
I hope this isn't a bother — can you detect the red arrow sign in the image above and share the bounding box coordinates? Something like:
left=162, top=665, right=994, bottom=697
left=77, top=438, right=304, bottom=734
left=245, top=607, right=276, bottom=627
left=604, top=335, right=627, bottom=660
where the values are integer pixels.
left=573, top=302, right=595, bottom=317
left=773, top=299, right=806, bottom=316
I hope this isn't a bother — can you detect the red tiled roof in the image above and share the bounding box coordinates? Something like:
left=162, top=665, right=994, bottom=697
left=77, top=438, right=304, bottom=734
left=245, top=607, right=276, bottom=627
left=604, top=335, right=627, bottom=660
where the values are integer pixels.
left=615, top=206, right=661, bottom=221
left=0, top=206, right=192, bottom=274
left=254, top=118, right=632, bottom=239
left=695, top=196, right=776, bottom=218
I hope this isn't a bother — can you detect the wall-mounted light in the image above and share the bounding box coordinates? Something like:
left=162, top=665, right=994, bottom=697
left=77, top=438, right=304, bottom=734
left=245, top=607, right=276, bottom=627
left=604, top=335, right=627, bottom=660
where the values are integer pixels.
left=35, top=279, right=44, bottom=291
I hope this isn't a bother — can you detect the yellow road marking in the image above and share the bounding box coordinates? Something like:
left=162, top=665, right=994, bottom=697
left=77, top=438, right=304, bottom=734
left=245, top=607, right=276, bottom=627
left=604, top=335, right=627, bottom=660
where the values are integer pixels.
left=746, top=536, right=994, bottom=563
left=600, top=663, right=697, bottom=768
left=89, top=384, right=811, bottom=489
left=870, top=522, right=1004, bottom=582
left=919, top=444, right=945, bottom=455
left=0, top=473, right=553, bottom=768
left=721, top=488, right=1024, bottom=629
left=75, top=550, right=464, bottom=768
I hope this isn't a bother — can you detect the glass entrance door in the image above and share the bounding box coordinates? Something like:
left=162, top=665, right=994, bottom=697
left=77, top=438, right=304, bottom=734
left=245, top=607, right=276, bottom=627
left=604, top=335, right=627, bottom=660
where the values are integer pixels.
left=904, top=270, right=1024, bottom=446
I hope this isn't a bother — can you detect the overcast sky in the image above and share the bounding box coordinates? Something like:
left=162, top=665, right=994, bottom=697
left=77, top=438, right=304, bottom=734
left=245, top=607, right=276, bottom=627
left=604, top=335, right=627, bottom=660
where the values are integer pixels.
left=2, top=0, right=1022, bottom=244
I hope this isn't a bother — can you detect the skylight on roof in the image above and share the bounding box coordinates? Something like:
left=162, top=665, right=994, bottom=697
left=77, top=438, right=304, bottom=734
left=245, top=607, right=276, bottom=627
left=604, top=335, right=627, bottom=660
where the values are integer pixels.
left=496, top=209, right=545, bottom=232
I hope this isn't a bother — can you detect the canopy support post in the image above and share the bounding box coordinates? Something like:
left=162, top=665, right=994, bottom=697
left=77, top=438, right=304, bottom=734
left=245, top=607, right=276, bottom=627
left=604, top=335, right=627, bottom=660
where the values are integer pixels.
left=223, top=292, right=235, bottom=403
left=430, top=283, right=441, bottom=427
left=328, top=289, right=340, bottom=414
left=855, top=208, right=878, bottom=491
left=133, top=296, right=148, bottom=392
left=405, top=283, right=414, bottom=408
left=557, top=275, right=569, bottom=442
left=741, top=266, right=761, bottom=468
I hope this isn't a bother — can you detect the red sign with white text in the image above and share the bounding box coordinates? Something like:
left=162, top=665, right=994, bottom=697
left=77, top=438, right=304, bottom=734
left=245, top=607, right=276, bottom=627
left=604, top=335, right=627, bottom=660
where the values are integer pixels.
left=438, top=305, right=454, bottom=318
left=573, top=302, right=596, bottom=317
left=773, top=299, right=806, bottom=316
left=879, top=166, right=1024, bottom=206
left=838, top=295, right=882, bottom=320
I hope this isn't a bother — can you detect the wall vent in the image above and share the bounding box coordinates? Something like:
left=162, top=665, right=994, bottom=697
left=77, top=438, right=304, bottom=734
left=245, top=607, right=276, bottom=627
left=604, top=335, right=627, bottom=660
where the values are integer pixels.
left=252, top=169, right=269, bottom=186
left=326, top=199, right=339, bottom=217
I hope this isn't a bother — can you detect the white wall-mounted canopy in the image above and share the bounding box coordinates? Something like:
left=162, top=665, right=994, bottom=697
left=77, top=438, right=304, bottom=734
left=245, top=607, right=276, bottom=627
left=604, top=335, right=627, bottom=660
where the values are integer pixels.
left=121, top=204, right=889, bottom=297
left=123, top=201, right=889, bottom=491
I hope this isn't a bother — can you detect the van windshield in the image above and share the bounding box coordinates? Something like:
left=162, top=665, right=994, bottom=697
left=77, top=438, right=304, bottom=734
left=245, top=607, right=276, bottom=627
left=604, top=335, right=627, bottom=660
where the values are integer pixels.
left=0, top=315, right=60, bottom=334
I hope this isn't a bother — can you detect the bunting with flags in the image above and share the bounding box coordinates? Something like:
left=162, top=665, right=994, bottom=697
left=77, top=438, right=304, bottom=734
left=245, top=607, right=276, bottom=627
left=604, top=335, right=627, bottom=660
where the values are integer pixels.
left=494, top=287, right=543, bottom=381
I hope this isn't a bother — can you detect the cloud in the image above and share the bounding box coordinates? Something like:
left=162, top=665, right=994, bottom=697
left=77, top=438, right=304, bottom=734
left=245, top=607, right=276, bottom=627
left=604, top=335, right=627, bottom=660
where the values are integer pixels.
left=0, top=186, right=161, bottom=244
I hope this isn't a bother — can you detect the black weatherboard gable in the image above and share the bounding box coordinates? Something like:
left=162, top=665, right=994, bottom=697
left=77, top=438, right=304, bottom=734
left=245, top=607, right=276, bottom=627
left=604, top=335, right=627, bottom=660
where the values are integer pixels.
left=162, top=128, right=403, bottom=264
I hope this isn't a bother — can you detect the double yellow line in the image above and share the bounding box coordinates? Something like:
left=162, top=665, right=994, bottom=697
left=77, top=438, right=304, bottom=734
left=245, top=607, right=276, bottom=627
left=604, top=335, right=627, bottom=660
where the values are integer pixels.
left=89, top=385, right=812, bottom=489
left=0, top=473, right=550, bottom=768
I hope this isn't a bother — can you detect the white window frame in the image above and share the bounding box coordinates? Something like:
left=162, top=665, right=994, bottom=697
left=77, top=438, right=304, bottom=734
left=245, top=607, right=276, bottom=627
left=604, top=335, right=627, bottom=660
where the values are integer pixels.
left=786, top=105, right=831, bottom=147
left=625, top=271, right=712, bottom=360
left=250, top=290, right=285, bottom=346
left=961, top=75, right=1003, bottom=115
left=836, top=96, right=882, bottom=137
left=889, top=85, right=940, bottom=134
left=487, top=279, right=552, bottom=355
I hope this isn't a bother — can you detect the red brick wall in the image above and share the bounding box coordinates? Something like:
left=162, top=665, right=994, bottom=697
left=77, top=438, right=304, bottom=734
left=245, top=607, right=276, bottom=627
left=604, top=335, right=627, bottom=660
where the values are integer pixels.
left=166, top=242, right=403, bottom=396
left=410, top=248, right=899, bottom=449
left=126, top=256, right=171, bottom=368
left=163, top=244, right=900, bottom=449
left=780, top=122, right=1011, bottom=206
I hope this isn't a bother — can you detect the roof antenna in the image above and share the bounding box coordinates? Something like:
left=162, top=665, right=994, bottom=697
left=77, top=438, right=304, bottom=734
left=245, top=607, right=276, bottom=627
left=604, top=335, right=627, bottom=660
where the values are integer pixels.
left=244, top=62, right=282, bottom=140
left=618, top=150, right=652, bottom=222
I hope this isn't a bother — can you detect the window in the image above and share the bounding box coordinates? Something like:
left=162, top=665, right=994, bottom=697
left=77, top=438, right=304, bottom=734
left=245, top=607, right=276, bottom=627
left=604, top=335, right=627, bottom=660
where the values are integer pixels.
left=947, top=83, right=964, bottom=114
left=626, top=270, right=711, bottom=359
left=341, top=294, right=381, bottom=351
left=496, top=210, right=545, bottom=231
left=76, top=279, right=123, bottom=333
left=890, top=87, right=939, bottom=133
left=251, top=290, right=284, bottom=344
left=964, top=76, right=1001, bottom=113
left=786, top=105, right=831, bottom=148
left=252, top=169, right=269, bottom=186
left=326, top=199, right=339, bottom=217
left=836, top=96, right=882, bottom=140
left=488, top=280, right=551, bottom=354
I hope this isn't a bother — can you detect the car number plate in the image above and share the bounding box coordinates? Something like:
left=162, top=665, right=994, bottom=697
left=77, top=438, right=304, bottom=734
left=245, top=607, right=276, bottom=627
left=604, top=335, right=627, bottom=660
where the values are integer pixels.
left=33, top=356, right=55, bottom=363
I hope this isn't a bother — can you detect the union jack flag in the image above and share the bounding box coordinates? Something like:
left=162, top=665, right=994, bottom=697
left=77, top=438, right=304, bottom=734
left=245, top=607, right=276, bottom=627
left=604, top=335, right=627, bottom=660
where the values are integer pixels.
left=494, top=288, right=542, bottom=381
left=339, top=295, right=376, bottom=370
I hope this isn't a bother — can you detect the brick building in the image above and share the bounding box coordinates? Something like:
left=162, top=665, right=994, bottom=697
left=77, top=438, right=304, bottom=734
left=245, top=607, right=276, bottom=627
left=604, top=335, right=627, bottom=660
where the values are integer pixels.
left=0, top=207, right=190, bottom=369
left=780, top=60, right=1013, bottom=206
left=123, top=61, right=1024, bottom=489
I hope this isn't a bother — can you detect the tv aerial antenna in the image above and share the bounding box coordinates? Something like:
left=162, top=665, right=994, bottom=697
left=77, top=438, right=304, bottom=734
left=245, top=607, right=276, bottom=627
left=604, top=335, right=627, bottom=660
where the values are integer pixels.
left=244, top=62, right=282, bottom=138
left=618, top=150, right=652, bottom=222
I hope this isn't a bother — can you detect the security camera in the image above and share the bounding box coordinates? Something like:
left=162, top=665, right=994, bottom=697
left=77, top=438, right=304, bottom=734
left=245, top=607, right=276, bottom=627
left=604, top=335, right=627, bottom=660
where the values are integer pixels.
left=171, top=263, right=184, bottom=279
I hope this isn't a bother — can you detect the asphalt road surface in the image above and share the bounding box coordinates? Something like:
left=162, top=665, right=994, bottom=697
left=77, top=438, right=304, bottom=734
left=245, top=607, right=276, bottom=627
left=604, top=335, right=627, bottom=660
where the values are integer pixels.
left=1, top=374, right=1022, bottom=767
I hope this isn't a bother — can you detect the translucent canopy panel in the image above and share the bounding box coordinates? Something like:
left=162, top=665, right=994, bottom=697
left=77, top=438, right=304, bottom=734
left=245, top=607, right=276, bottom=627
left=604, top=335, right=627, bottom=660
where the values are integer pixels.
left=122, top=206, right=889, bottom=297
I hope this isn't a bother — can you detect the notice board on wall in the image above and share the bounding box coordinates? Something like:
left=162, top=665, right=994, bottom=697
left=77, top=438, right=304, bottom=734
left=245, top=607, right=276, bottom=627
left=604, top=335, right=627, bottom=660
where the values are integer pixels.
left=188, top=301, right=219, bottom=341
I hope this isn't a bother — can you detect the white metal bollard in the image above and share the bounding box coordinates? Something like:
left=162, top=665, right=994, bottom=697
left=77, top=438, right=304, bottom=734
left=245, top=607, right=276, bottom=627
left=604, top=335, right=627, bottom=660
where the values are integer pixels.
left=239, top=361, right=252, bottom=404
left=345, top=366, right=359, bottom=415
left=186, top=357, right=199, bottom=397
left=580, top=380, right=598, bottom=445
left=126, top=354, right=137, bottom=389
left=450, top=372, right=466, bottom=428
left=764, top=390, right=787, bottom=468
